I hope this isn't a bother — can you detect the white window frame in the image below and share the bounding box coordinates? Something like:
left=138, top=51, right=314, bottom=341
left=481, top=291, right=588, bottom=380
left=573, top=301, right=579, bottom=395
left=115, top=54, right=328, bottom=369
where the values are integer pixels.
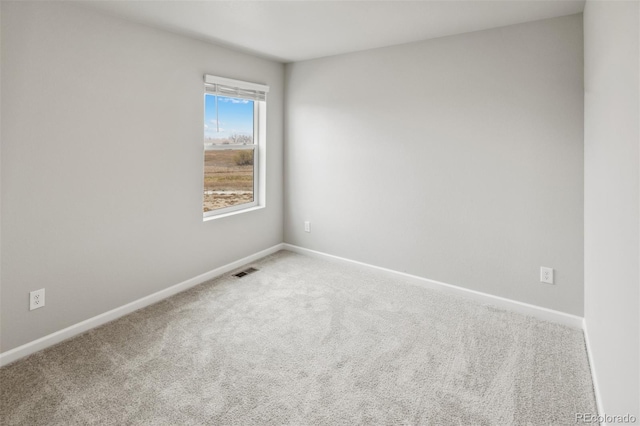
left=203, top=75, right=268, bottom=220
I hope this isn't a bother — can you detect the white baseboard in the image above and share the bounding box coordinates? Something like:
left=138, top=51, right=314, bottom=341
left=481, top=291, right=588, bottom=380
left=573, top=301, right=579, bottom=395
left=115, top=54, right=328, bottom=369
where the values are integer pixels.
left=282, top=243, right=584, bottom=329
left=1, top=242, right=584, bottom=367
left=0, top=243, right=284, bottom=367
left=582, top=319, right=605, bottom=420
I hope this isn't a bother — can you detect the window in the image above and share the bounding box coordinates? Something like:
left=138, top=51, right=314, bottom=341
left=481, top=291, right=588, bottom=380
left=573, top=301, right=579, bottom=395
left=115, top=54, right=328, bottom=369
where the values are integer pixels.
left=203, top=75, right=268, bottom=219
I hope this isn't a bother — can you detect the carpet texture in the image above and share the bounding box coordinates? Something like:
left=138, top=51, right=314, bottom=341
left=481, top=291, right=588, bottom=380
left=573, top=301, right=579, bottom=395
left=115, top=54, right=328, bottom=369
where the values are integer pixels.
left=1, top=250, right=597, bottom=425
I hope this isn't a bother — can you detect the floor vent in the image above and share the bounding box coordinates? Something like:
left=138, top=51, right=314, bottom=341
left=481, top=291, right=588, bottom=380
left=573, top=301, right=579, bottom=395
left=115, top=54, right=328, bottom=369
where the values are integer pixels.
left=234, top=267, right=258, bottom=278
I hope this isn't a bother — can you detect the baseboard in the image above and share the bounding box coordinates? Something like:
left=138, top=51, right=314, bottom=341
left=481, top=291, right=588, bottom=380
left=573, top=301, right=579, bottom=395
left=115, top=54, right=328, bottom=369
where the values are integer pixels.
left=282, top=243, right=584, bottom=329
left=0, top=243, right=285, bottom=367
left=2, top=242, right=584, bottom=367
left=582, top=319, right=605, bottom=420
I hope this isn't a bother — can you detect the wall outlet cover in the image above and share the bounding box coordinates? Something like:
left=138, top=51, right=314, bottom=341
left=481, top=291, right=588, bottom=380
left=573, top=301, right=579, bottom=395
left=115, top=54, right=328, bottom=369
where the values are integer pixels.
left=540, top=267, right=554, bottom=284
left=30, top=288, right=45, bottom=310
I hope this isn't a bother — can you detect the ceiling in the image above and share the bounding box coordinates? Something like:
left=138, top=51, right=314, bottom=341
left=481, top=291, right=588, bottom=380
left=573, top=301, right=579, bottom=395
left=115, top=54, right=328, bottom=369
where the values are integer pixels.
left=80, top=0, right=586, bottom=63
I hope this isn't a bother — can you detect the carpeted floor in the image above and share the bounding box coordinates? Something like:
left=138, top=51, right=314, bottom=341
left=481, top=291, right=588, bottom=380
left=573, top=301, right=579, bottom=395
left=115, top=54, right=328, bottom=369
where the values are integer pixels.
left=1, top=250, right=597, bottom=425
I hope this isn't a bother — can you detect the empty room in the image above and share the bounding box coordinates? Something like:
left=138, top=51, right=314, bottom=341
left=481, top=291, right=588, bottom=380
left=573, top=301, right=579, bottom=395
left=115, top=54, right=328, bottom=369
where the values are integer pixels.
left=0, top=0, right=638, bottom=424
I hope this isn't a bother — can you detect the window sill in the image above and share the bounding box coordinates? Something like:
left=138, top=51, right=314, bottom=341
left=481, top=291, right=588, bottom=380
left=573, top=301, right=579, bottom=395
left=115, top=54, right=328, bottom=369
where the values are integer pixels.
left=203, top=205, right=265, bottom=222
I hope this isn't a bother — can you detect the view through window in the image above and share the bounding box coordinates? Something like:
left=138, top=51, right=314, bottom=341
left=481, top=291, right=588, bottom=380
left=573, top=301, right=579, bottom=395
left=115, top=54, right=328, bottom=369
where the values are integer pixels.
left=203, top=94, right=256, bottom=215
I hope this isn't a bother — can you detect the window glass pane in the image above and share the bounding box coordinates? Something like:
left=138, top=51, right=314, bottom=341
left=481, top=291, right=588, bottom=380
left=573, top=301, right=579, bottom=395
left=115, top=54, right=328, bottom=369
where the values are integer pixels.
left=203, top=149, right=254, bottom=212
left=204, top=94, right=254, bottom=146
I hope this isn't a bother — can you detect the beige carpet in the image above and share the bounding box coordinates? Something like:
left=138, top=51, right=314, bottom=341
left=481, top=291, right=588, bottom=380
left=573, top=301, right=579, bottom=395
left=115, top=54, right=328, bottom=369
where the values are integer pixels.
left=0, top=250, right=597, bottom=425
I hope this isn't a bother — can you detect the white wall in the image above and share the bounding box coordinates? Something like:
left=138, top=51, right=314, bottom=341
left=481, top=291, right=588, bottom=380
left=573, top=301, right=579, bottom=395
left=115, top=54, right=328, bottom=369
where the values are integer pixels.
left=584, top=0, right=639, bottom=417
left=0, top=2, right=284, bottom=352
left=0, top=3, right=3, bottom=350
left=285, top=15, right=585, bottom=315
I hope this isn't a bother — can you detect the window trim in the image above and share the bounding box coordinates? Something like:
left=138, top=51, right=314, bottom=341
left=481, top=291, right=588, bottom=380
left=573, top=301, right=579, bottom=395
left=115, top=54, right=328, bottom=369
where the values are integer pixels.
left=202, top=75, right=268, bottom=220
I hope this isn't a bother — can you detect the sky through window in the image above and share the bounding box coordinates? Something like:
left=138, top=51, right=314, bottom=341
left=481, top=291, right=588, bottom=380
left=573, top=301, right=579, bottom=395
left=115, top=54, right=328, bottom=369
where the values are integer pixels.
left=204, top=95, right=254, bottom=142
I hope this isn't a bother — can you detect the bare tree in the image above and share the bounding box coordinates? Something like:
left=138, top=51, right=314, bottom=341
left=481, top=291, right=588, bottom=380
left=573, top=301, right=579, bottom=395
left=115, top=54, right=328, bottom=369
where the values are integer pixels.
left=228, top=134, right=252, bottom=145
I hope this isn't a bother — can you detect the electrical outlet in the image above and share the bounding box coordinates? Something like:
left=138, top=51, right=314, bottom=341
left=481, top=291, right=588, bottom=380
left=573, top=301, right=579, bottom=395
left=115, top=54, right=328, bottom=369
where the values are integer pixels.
left=304, top=221, right=310, bottom=233
left=540, top=267, right=554, bottom=284
left=30, top=288, right=45, bottom=310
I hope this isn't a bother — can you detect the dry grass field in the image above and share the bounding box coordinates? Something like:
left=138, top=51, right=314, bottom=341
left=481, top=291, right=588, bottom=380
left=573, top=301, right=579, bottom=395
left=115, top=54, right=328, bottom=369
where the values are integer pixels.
left=203, top=149, right=254, bottom=212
